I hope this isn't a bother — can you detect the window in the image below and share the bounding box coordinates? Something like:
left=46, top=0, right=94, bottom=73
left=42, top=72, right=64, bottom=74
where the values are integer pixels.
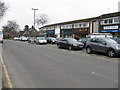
left=83, top=23, right=87, bottom=27
left=114, top=18, right=120, bottom=23
left=104, top=20, right=108, bottom=24
left=79, top=24, right=82, bottom=27
left=109, top=19, right=113, bottom=24
left=97, top=39, right=106, bottom=44
left=104, top=19, right=113, bottom=24
left=90, top=38, right=97, bottom=43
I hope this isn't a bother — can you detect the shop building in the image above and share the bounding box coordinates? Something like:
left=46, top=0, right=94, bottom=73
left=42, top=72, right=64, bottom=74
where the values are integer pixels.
left=99, top=12, right=120, bottom=36
left=40, top=12, right=120, bottom=38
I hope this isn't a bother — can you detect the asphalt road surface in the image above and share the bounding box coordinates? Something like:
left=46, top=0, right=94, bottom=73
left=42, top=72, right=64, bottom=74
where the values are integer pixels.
left=1, top=40, right=119, bottom=88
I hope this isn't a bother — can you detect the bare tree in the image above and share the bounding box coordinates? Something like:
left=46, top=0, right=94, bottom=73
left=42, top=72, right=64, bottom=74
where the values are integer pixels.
left=36, top=14, right=48, bottom=35
left=2, top=20, right=19, bottom=38
left=7, top=20, right=19, bottom=31
left=36, top=14, right=48, bottom=27
left=0, top=0, right=8, bottom=20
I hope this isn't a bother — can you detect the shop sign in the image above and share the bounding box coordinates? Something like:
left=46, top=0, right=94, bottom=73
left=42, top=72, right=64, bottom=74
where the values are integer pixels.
left=103, top=25, right=118, bottom=30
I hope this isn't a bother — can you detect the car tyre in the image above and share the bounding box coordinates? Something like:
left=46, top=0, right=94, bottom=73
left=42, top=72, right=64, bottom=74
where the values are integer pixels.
left=57, top=44, right=61, bottom=49
left=86, top=47, right=92, bottom=54
left=107, top=49, right=115, bottom=57
left=68, top=46, right=72, bottom=50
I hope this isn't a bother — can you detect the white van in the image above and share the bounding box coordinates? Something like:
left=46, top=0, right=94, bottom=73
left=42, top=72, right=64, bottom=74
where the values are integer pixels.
left=0, top=31, right=3, bottom=43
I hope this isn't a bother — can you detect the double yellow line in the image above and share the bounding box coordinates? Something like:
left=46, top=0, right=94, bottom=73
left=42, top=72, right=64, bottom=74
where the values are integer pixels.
left=0, top=53, right=13, bottom=88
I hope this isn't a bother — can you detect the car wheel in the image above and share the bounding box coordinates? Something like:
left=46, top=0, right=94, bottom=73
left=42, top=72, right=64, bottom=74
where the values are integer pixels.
left=68, top=46, right=72, bottom=50
left=86, top=47, right=92, bottom=54
left=107, top=49, right=115, bottom=57
left=57, top=44, right=61, bottom=48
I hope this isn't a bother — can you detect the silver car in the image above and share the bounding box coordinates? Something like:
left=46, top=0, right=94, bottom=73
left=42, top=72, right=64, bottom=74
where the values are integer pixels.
left=35, top=37, right=47, bottom=45
left=86, top=38, right=120, bottom=57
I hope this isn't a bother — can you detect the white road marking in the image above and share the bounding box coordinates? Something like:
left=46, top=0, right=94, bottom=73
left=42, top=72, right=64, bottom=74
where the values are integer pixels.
left=92, top=72, right=118, bottom=83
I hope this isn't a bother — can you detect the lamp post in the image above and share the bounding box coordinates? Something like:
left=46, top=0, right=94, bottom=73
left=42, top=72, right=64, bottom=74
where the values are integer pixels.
left=31, top=8, right=38, bottom=31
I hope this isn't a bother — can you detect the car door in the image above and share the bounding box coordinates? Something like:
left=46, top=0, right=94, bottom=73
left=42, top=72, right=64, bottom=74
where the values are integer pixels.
left=62, top=39, right=69, bottom=48
left=59, top=39, right=66, bottom=48
left=96, top=39, right=107, bottom=53
left=90, top=38, right=98, bottom=51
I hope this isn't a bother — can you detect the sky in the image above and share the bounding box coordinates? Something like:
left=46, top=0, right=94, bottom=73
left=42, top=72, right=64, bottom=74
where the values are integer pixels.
left=0, top=0, right=120, bottom=30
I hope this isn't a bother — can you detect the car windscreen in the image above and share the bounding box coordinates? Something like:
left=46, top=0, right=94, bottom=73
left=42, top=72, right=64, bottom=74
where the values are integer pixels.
left=67, top=38, right=77, bottom=43
left=114, top=38, right=120, bottom=44
left=105, top=38, right=118, bottom=44
left=117, top=38, right=120, bottom=43
left=39, top=37, right=46, bottom=40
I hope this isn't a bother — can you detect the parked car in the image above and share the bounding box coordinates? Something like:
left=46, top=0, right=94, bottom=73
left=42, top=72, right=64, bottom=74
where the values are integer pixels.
left=85, top=38, right=120, bottom=57
left=19, top=36, right=28, bottom=41
left=28, top=37, right=36, bottom=43
left=35, top=37, right=47, bottom=44
left=57, top=38, right=84, bottom=50
left=78, top=38, right=90, bottom=48
left=46, top=37, right=57, bottom=44
left=0, top=31, right=3, bottom=43
left=13, top=37, right=20, bottom=41
left=111, top=37, right=120, bottom=44
left=56, top=38, right=62, bottom=44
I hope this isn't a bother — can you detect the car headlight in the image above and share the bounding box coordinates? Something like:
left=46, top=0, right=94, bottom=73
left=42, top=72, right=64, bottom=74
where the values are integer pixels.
left=116, top=46, right=120, bottom=50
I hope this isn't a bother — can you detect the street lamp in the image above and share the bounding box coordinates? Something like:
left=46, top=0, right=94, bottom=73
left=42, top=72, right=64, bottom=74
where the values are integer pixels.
left=31, top=8, right=38, bottom=30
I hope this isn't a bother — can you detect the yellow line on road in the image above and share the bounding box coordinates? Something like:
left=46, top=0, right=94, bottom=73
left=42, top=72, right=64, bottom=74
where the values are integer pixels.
left=0, top=53, right=13, bottom=88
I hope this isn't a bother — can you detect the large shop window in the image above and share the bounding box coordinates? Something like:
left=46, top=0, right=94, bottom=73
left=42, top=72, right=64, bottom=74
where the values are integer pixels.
left=46, top=30, right=54, bottom=34
left=62, top=29, right=72, bottom=34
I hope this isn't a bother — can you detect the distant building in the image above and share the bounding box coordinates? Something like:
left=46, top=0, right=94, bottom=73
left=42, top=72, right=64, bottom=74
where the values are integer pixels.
left=20, top=26, right=39, bottom=37
left=118, top=1, right=120, bottom=12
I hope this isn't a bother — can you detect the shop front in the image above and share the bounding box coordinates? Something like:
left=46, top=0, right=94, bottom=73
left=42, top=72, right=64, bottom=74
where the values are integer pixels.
left=46, top=30, right=55, bottom=37
left=60, top=29, right=73, bottom=38
left=73, top=28, right=89, bottom=39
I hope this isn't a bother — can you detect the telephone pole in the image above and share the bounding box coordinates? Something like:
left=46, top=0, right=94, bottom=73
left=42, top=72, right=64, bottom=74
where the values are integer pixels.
left=32, top=8, right=38, bottom=30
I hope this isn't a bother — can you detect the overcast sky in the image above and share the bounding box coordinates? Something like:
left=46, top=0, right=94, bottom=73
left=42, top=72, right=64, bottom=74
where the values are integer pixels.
left=0, top=0, right=120, bottom=30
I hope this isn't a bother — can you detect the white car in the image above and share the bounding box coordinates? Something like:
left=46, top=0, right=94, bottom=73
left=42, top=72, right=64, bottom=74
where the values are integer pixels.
left=13, top=37, right=19, bottom=40
left=19, top=36, right=28, bottom=41
left=0, top=31, right=3, bottom=43
left=35, top=37, right=47, bottom=44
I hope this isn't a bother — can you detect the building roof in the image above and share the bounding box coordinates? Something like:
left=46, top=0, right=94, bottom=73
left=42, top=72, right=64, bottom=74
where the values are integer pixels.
left=100, top=12, right=120, bottom=19
left=40, top=16, right=99, bottom=28
left=40, top=11, right=120, bottom=29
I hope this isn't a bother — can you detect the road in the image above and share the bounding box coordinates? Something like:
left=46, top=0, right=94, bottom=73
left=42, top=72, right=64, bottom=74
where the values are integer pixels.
left=1, top=40, right=118, bottom=88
